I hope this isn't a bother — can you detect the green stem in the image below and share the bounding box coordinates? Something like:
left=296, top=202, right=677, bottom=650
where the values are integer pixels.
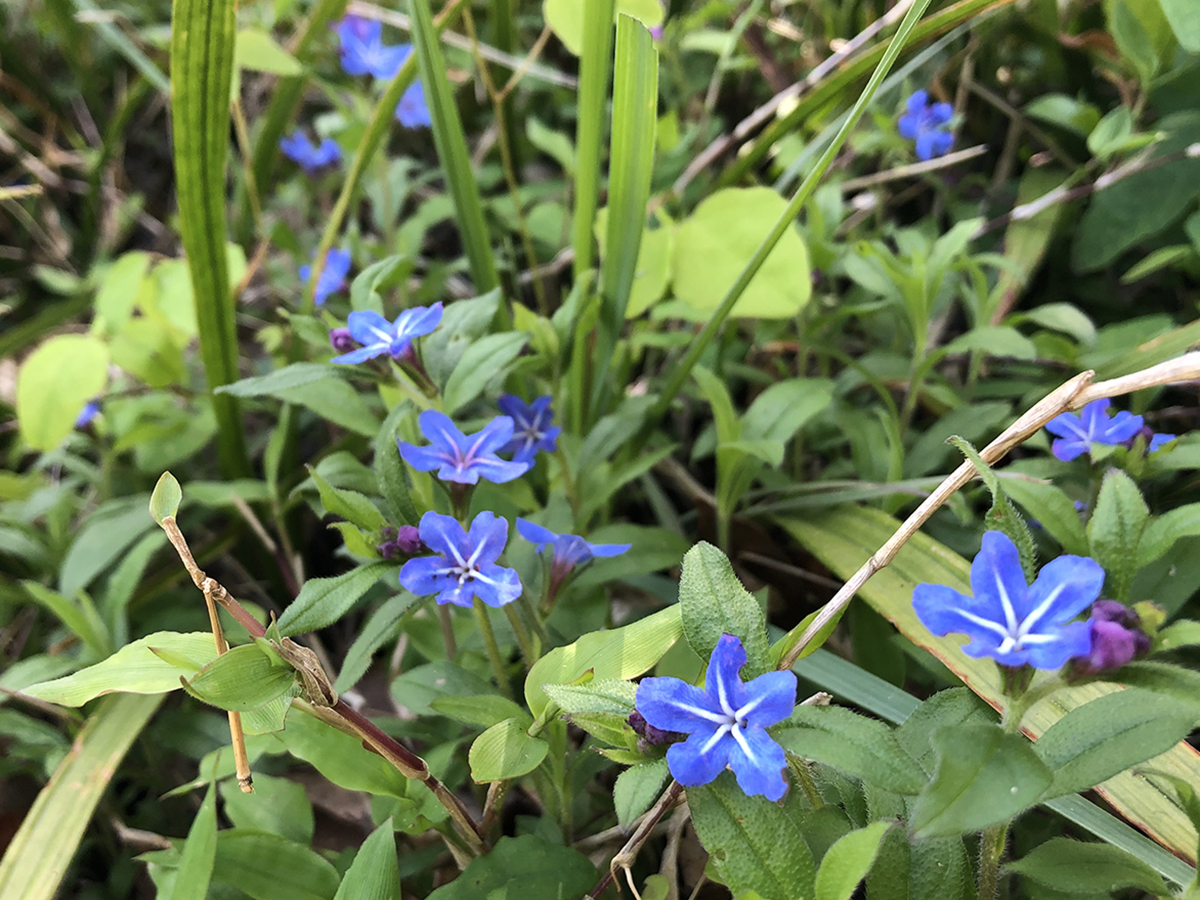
left=474, top=599, right=514, bottom=699
left=1001, top=675, right=1064, bottom=733
left=503, top=603, right=537, bottom=670
left=977, top=822, right=1009, bottom=900
left=521, top=591, right=551, bottom=646
left=438, top=604, right=458, bottom=660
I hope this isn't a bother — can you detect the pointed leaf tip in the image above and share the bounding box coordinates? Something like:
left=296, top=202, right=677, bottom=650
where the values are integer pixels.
left=150, top=471, right=183, bottom=525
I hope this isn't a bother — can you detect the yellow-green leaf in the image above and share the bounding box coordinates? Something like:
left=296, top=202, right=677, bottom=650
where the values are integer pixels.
left=16, top=335, right=109, bottom=451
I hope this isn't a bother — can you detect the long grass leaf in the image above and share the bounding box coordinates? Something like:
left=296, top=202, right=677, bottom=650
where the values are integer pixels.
left=408, top=0, right=500, bottom=295
left=643, top=0, right=936, bottom=438
left=72, top=0, right=170, bottom=93
left=170, top=0, right=250, bottom=476
left=0, top=694, right=162, bottom=900
left=571, top=0, right=616, bottom=278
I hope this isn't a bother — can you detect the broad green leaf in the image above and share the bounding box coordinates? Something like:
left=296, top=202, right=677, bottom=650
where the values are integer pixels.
left=271, top=711, right=408, bottom=799
left=775, top=706, right=927, bottom=795
left=1157, top=620, right=1200, bottom=651
left=779, top=505, right=1200, bottom=860
left=1088, top=107, right=1134, bottom=160
left=220, top=774, right=314, bottom=845
left=110, top=317, right=186, bottom=388
left=911, top=723, right=1052, bottom=837
left=374, top=402, right=419, bottom=526
left=235, top=29, right=303, bottom=75
left=425, top=835, right=595, bottom=899
left=814, top=821, right=890, bottom=900
left=468, top=718, right=549, bottom=782
left=393, top=661, right=498, bottom=717
left=21, top=632, right=217, bottom=706
left=60, top=495, right=157, bottom=597
left=1034, top=688, right=1197, bottom=798
left=895, top=688, right=993, bottom=774
left=741, top=379, right=833, bottom=445
left=16, top=334, right=109, bottom=451
left=1109, top=0, right=1158, bottom=83
left=1157, top=0, right=1200, bottom=51
left=170, top=0, right=247, bottom=476
left=613, top=759, right=669, bottom=828
left=999, top=475, right=1089, bottom=556
left=1139, top=503, right=1200, bottom=569
left=1005, top=838, right=1169, bottom=896
left=309, top=468, right=386, bottom=533
left=149, top=472, right=183, bottom=525
left=240, top=686, right=299, bottom=736
left=1025, top=94, right=1101, bottom=137
left=93, top=251, right=151, bottom=335
left=331, top=818, right=400, bottom=900
left=1087, top=469, right=1149, bottom=601
left=544, top=0, right=663, bottom=55
left=213, top=829, right=340, bottom=900
left=673, top=188, right=812, bottom=319
left=217, top=364, right=378, bottom=436
left=429, top=694, right=528, bottom=730
left=525, top=605, right=684, bottom=716
left=442, top=332, right=528, bottom=414
left=542, top=679, right=637, bottom=715
left=183, top=644, right=297, bottom=712
left=941, top=326, right=1037, bottom=361
left=678, top=542, right=770, bottom=677
left=0, top=693, right=161, bottom=900
left=571, top=711, right=638, bottom=749
left=688, top=771, right=816, bottom=900
left=169, top=783, right=217, bottom=900
left=277, top=563, right=392, bottom=635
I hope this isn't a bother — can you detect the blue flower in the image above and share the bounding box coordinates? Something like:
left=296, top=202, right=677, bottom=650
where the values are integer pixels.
left=516, top=519, right=630, bottom=571
left=1045, top=399, right=1144, bottom=462
left=76, top=399, right=101, bottom=428
left=1150, top=432, right=1177, bottom=453
left=395, top=82, right=432, bottom=129
left=279, top=131, right=342, bottom=172
left=898, top=90, right=954, bottom=161
left=334, top=15, right=411, bottom=80
left=399, top=510, right=522, bottom=608
left=636, top=634, right=796, bottom=800
left=330, top=305, right=443, bottom=365
left=399, top=411, right=530, bottom=484
left=300, top=248, right=352, bottom=307
left=913, top=531, right=1104, bottom=670
left=497, top=395, right=561, bottom=464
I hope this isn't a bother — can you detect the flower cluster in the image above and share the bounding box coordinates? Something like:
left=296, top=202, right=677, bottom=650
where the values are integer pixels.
left=898, top=90, right=954, bottom=161
left=330, top=305, right=443, bottom=365
left=635, top=634, right=797, bottom=800
left=334, top=15, right=430, bottom=129
left=377, top=525, right=423, bottom=560
left=280, top=132, right=341, bottom=173
left=1077, top=600, right=1151, bottom=673
left=399, top=511, right=521, bottom=608
left=1045, top=399, right=1174, bottom=461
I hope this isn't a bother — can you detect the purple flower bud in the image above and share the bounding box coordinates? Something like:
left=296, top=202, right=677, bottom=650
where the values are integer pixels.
left=330, top=327, right=357, bottom=353
left=1078, top=600, right=1151, bottom=673
left=649, top=25, right=664, bottom=40
left=629, top=710, right=675, bottom=747
left=395, top=525, right=424, bottom=555
left=378, top=540, right=401, bottom=559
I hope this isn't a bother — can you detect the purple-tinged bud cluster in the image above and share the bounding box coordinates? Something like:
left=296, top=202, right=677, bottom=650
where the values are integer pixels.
left=378, top=525, right=424, bottom=560
left=629, top=710, right=678, bottom=753
left=1076, top=600, right=1151, bottom=673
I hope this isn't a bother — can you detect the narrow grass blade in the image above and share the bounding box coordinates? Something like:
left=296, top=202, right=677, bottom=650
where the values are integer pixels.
left=249, top=0, right=349, bottom=196
left=310, top=0, right=467, bottom=309
left=72, top=0, right=170, bottom=93
left=0, top=693, right=162, bottom=900
left=170, top=0, right=250, bottom=477
left=793, top=648, right=1197, bottom=887
left=168, top=783, right=218, bottom=900
left=409, top=0, right=500, bottom=294
left=571, top=0, right=616, bottom=278
left=599, top=15, right=658, bottom=338
left=643, top=0, right=935, bottom=440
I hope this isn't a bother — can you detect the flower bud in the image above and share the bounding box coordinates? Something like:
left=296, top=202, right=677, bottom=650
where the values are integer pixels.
left=395, top=525, right=424, bottom=555
left=629, top=710, right=675, bottom=748
left=329, top=327, right=356, bottom=353
left=1079, top=600, right=1151, bottom=673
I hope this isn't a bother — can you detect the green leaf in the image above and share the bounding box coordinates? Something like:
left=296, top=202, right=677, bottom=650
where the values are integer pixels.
left=688, top=771, right=817, bottom=900
left=16, top=334, right=109, bottom=451
left=525, top=605, right=684, bottom=716
left=599, top=14, right=658, bottom=341
left=182, top=644, right=297, bottom=712
left=1139, top=503, right=1200, bottom=569
left=425, top=835, right=595, bottom=899
left=393, top=661, right=498, bottom=717
left=911, top=723, right=1052, bottom=837
left=213, top=829, right=340, bottom=900
left=678, top=542, right=771, bottom=677
left=814, top=821, right=891, bottom=900
left=594, top=207, right=673, bottom=317
left=544, top=0, right=662, bottom=55
left=542, top=679, right=637, bottom=715
left=170, top=0, right=248, bottom=477
left=168, top=783, right=217, bottom=900
left=93, top=251, right=151, bottom=335
left=374, top=403, right=420, bottom=526
left=272, top=711, right=408, bottom=799
left=277, top=563, right=391, bottom=636
left=407, top=0, right=498, bottom=293
left=1109, top=0, right=1158, bottom=83
left=999, top=475, right=1089, bottom=556
left=895, top=688, right=993, bottom=775
left=673, top=188, right=812, bottom=319
left=235, top=29, right=303, bottom=75
left=1034, top=688, right=1197, bottom=798
left=948, top=437, right=1036, bottom=580
left=1156, top=0, right=1200, bottom=51
left=570, top=711, right=638, bottom=748
left=21, top=632, right=217, bottom=706
left=1088, top=107, right=1134, bottom=160
left=775, top=706, right=927, bottom=795
left=60, top=496, right=158, bottom=598
left=613, top=759, right=669, bottom=828
left=468, top=718, right=549, bottom=782
left=218, top=364, right=379, bottom=437
left=0, top=694, right=161, bottom=900
left=331, top=818, right=400, bottom=900
left=149, top=472, right=183, bottom=525
left=1025, top=94, right=1101, bottom=137
left=570, top=0, right=615, bottom=276
left=1087, top=469, right=1150, bottom=602
left=1005, top=838, right=1169, bottom=896
left=240, top=686, right=299, bottom=735
left=741, top=379, right=834, bottom=445
left=335, top=591, right=421, bottom=693
left=429, top=694, right=529, bottom=730
left=220, top=774, right=314, bottom=845
left=442, top=332, right=528, bottom=414
left=309, top=468, right=386, bottom=533
left=1156, top=620, right=1200, bottom=651
left=22, top=582, right=110, bottom=660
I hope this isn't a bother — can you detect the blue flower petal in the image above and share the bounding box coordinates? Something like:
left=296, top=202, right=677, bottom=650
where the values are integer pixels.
left=636, top=677, right=723, bottom=733
left=1023, top=620, right=1092, bottom=670
left=969, top=531, right=1029, bottom=634
left=738, top=670, right=797, bottom=728
left=1105, top=410, right=1144, bottom=443
left=906, top=90, right=929, bottom=113
left=727, top=727, right=789, bottom=801
left=930, top=102, right=954, bottom=125
left=464, top=456, right=530, bottom=484
left=913, top=583, right=1008, bottom=648
left=471, top=415, right=517, bottom=457
left=415, top=510, right=469, bottom=559
left=915, top=130, right=937, bottom=161
left=516, top=518, right=558, bottom=548
left=399, top=555, right=453, bottom=597
left=666, top=725, right=732, bottom=787
left=346, top=310, right=395, bottom=346
left=465, top=511, right=509, bottom=566
left=399, top=441, right=451, bottom=474
left=704, top=634, right=748, bottom=714
left=396, top=302, right=443, bottom=341
left=1018, top=554, right=1105, bottom=624
left=1051, top=437, right=1089, bottom=462
left=588, top=540, right=631, bottom=558
left=331, top=344, right=388, bottom=365
left=473, top=562, right=523, bottom=607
